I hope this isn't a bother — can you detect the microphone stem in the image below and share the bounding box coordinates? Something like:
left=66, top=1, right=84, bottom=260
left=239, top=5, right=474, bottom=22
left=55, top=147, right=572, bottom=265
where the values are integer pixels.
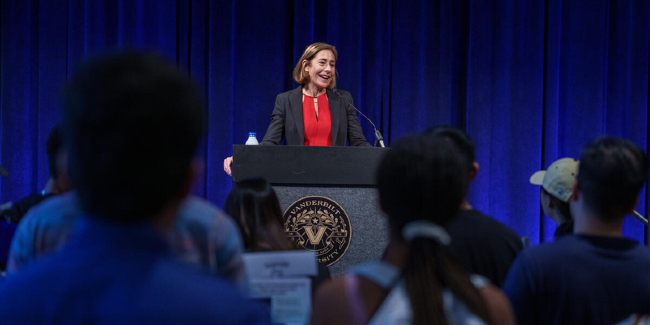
left=334, top=90, right=385, bottom=148
left=633, top=211, right=649, bottom=226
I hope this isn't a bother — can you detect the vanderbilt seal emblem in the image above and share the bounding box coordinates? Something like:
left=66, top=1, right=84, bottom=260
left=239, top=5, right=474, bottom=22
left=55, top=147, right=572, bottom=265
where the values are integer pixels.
left=284, top=196, right=352, bottom=266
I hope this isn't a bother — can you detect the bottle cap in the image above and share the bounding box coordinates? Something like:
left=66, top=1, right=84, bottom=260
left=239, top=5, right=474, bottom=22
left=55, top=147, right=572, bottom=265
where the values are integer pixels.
left=249, top=132, right=256, bottom=137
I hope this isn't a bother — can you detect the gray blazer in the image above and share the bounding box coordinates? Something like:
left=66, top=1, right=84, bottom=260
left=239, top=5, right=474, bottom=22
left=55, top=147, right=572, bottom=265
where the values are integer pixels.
left=260, top=86, right=371, bottom=146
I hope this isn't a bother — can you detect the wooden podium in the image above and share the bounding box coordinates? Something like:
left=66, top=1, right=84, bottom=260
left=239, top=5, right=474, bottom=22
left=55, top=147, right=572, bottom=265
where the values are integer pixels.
left=232, top=145, right=389, bottom=276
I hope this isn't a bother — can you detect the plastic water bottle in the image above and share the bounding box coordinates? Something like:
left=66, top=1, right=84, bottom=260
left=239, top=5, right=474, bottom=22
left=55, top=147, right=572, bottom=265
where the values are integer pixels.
left=245, top=132, right=259, bottom=145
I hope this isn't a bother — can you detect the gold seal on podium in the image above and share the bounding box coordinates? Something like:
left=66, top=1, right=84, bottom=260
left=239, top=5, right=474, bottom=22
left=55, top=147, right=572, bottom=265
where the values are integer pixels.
left=284, top=196, right=352, bottom=266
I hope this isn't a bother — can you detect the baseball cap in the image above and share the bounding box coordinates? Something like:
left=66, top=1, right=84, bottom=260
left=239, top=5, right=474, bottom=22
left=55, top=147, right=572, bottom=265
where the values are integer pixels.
left=530, top=158, right=579, bottom=202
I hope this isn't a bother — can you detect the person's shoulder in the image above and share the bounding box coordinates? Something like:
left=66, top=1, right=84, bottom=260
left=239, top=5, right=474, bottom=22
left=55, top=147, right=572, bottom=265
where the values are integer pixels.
left=145, top=260, right=270, bottom=323
left=314, top=276, right=356, bottom=311
left=0, top=253, right=67, bottom=301
left=174, top=197, right=239, bottom=238
left=175, top=195, right=234, bottom=227
left=24, top=191, right=80, bottom=218
left=18, top=192, right=81, bottom=231
left=276, top=86, right=301, bottom=100
left=0, top=275, right=42, bottom=323
left=1, top=257, right=271, bottom=325
left=459, top=209, right=514, bottom=228
left=518, top=237, right=577, bottom=262
left=315, top=276, right=346, bottom=299
left=176, top=196, right=220, bottom=220
left=635, top=243, right=650, bottom=254
left=629, top=242, right=650, bottom=259
left=478, top=284, right=516, bottom=325
left=311, top=277, right=349, bottom=325
left=451, top=209, right=522, bottom=240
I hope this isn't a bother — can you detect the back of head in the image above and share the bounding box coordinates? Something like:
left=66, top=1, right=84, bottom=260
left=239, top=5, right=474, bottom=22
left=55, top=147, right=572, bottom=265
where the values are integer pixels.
left=377, top=136, right=490, bottom=325
left=377, top=135, right=468, bottom=231
left=423, top=126, right=475, bottom=174
left=577, top=137, right=649, bottom=221
left=224, top=178, right=295, bottom=251
left=63, top=52, right=204, bottom=223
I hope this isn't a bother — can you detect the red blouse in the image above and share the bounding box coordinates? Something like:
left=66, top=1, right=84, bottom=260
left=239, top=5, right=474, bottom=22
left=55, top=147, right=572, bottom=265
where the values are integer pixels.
left=302, top=94, right=333, bottom=146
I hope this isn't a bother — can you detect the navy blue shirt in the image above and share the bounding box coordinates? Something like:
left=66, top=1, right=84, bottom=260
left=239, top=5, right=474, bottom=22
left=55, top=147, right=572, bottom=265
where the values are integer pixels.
left=503, top=234, right=650, bottom=325
left=0, top=217, right=271, bottom=324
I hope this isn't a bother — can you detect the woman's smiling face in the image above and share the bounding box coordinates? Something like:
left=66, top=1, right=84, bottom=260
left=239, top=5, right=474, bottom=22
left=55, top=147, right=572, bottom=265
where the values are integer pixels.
left=303, top=50, right=335, bottom=90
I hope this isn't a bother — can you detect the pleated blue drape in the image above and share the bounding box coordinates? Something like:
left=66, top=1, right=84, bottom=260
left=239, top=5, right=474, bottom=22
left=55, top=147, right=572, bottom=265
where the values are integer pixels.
left=1, top=0, right=648, bottom=244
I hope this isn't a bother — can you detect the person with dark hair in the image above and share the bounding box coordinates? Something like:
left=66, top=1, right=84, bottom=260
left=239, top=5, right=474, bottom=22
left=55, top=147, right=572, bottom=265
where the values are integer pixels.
left=0, top=124, right=72, bottom=223
left=503, top=136, right=650, bottom=325
left=224, top=178, right=330, bottom=287
left=529, top=158, right=578, bottom=239
left=311, top=136, right=514, bottom=325
left=0, top=52, right=269, bottom=324
left=224, top=178, right=297, bottom=252
left=424, top=126, right=523, bottom=286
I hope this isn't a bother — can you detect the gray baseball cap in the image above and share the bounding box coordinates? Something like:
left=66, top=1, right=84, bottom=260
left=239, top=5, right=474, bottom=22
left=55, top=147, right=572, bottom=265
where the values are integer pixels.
left=530, top=158, right=579, bottom=202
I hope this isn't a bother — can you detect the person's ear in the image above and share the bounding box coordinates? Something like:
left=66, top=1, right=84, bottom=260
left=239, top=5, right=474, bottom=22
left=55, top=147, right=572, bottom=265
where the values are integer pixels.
left=470, top=162, right=479, bottom=182
left=547, top=195, right=555, bottom=209
left=303, top=60, right=310, bottom=72
left=540, top=190, right=552, bottom=209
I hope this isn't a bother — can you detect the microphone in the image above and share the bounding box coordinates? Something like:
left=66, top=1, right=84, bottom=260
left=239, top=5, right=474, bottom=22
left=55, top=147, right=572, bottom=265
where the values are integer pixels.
left=633, top=210, right=648, bottom=226
left=333, top=89, right=385, bottom=147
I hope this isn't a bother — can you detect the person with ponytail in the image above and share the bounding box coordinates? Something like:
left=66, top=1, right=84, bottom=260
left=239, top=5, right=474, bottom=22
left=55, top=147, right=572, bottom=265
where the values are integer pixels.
left=310, top=136, right=514, bottom=325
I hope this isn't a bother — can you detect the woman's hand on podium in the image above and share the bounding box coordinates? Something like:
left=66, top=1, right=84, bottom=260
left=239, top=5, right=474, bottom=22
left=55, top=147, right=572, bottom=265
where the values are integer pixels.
left=224, top=156, right=233, bottom=176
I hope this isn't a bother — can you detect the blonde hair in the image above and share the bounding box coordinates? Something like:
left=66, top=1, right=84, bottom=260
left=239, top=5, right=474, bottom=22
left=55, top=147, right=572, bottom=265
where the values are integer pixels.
left=292, top=42, right=338, bottom=89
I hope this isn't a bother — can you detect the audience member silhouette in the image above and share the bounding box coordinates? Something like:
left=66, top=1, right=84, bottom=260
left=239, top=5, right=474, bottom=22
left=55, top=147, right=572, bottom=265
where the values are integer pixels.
left=529, top=157, right=578, bottom=239
left=503, top=136, right=650, bottom=324
left=311, top=135, right=514, bottom=325
left=0, top=124, right=72, bottom=223
left=0, top=52, right=270, bottom=324
left=224, top=178, right=330, bottom=288
left=7, top=190, right=246, bottom=284
left=425, top=126, right=523, bottom=286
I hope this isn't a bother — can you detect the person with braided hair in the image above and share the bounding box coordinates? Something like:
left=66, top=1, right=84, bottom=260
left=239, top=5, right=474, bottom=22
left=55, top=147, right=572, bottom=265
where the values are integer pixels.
left=310, top=135, right=514, bottom=325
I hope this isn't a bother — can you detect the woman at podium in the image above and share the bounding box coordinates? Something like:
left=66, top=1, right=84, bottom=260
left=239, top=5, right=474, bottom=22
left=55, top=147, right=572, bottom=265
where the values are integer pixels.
left=224, top=42, right=370, bottom=176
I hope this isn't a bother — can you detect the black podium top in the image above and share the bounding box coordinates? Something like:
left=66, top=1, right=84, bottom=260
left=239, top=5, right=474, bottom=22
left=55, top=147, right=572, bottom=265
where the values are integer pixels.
left=232, top=145, right=388, bottom=186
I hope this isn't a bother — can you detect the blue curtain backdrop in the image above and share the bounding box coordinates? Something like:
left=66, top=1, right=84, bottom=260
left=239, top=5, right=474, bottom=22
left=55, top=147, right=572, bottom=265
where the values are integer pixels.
left=1, top=0, right=648, bottom=245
